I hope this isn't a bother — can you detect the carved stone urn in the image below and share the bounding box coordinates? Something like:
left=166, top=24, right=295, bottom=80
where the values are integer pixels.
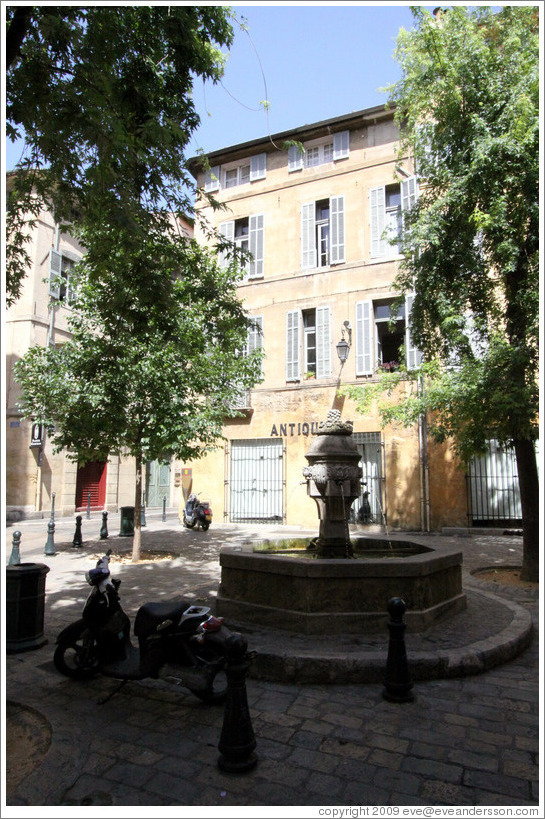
left=303, top=410, right=362, bottom=558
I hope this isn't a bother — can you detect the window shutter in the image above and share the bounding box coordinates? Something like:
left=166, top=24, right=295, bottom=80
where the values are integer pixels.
left=356, top=300, right=373, bottom=375
left=48, top=248, right=62, bottom=298
left=401, top=176, right=419, bottom=212
left=333, top=130, right=349, bottom=160
left=316, top=306, right=331, bottom=379
left=369, top=186, right=386, bottom=258
left=288, top=143, right=304, bottom=172
left=286, top=310, right=300, bottom=381
left=405, top=294, right=422, bottom=369
left=218, top=221, right=234, bottom=267
left=248, top=316, right=264, bottom=376
left=330, top=196, right=345, bottom=264
left=249, top=214, right=264, bottom=278
left=205, top=165, right=221, bottom=192
left=301, top=202, right=316, bottom=269
left=250, top=152, right=267, bottom=181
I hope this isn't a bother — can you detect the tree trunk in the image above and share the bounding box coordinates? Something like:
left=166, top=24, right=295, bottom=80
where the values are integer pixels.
left=132, top=455, right=142, bottom=562
left=514, top=437, right=539, bottom=582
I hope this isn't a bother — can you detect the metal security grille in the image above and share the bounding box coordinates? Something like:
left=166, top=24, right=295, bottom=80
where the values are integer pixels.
left=227, top=438, right=284, bottom=524
left=467, top=439, right=522, bottom=525
left=351, top=432, right=385, bottom=524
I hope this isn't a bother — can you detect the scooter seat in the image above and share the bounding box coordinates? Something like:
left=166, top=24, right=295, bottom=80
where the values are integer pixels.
left=134, top=599, right=192, bottom=638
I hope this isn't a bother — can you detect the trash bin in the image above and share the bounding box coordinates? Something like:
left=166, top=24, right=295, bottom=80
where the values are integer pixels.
left=6, top=563, right=50, bottom=653
left=119, top=506, right=135, bottom=536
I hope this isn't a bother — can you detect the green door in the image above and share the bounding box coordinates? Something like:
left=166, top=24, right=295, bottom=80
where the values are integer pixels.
left=146, top=460, right=171, bottom=508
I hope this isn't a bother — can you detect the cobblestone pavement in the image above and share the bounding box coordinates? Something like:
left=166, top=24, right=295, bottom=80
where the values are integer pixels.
left=4, top=514, right=541, bottom=811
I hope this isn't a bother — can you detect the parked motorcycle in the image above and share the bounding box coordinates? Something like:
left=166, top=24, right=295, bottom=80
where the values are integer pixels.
left=53, top=550, right=231, bottom=703
left=182, top=493, right=212, bottom=531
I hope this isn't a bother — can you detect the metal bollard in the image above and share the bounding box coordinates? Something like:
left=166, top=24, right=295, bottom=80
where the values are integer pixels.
left=162, top=496, right=166, bottom=523
left=86, top=491, right=91, bottom=519
left=100, top=510, right=109, bottom=539
left=9, top=531, right=22, bottom=565
left=72, top=515, right=83, bottom=548
left=218, top=633, right=257, bottom=773
left=44, top=493, right=56, bottom=556
left=382, top=597, right=414, bottom=703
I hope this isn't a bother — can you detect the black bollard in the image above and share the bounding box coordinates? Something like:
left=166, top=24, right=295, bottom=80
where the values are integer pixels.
left=86, top=491, right=91, bottom=519
left=72, top=515, right=83, bottom=548
left=44, top=520, right=56, bottom=556
left=162, top=496, right=166, bottom=523
left=100, top=511, right=109, bottom=539
left=218, top=633, right=257, bottom=773
left=9, top=531, right=22, bottom=565
left=382, top=597, right=414, bottom=703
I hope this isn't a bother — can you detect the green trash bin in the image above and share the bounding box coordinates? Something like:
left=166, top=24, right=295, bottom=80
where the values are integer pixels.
left=119, top=506, right=135, bottom=536
left=6, top=563, right=50, bottom=653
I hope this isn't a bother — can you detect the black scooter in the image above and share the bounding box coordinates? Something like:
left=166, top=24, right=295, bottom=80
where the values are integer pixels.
left=182, top=493, right=212, bottom=531
left=54, top=550, right=232, bottom=703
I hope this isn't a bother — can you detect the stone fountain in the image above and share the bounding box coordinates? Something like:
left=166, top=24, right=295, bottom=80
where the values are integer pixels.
left=216, top=410, right=466, bottom=635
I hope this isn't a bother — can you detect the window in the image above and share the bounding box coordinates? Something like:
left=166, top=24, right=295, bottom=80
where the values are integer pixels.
left=204, top=153, right=266, bottom=192
left=286, top=306, right=331, bottom=381
left=48, top=248, right=77, bottom=305
left=301, top=196, right=345, bottom=269
left=246, top=316, right=264, bottom=377
left=219, top=214, right=264, bottom=279
left=288, top=130, right=349, bottom=172
left=369, top=176, right=418, bottom=258
left=355, top=295, right=422, bottom=375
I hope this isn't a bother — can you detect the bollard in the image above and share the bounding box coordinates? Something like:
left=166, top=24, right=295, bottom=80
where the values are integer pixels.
left=72, top=515, right=83, bottom=548
left=9, top=531, right=22, bottom=565
left=162, top=496, right=166, bottom=523
left=100, top=511, right=109, bottom=539
left=86, top=491, right=91, bottom=519
left=382, top=597, right=414, bottom=703
left=44, top=520, right=56, bottom=556
left=218, top=633, right=257, bottom=773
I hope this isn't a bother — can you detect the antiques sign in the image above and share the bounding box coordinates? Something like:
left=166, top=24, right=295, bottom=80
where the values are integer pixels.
left=269, top=420, right=353, bottom=438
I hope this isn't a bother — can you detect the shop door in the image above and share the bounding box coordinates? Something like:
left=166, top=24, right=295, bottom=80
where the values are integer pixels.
left=229, top=438, right=284, bottom=523
left=146, top=460, right=171, bottom=508
left=75, top=461, right=107, bottom=510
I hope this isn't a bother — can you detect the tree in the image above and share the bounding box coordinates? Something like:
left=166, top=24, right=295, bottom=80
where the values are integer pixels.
left=345, top=6, right=540, bottom=580
left=6, top=4, right=233, bottom=304
left=14, top=230, right=262, bottom=561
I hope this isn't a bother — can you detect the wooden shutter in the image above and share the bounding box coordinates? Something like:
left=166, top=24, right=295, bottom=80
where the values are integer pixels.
left=288, top=143, right=304, bottom=172
left=249, top=214, right=264, bottom=278
left=369, top=186, right=386, bottom=258
left=301, top=202, right=316, bottom=269
left=48, top=248, right=62, bottom=298
left=250, top=152, right=267, bottom=181
left=218, top=221, right=234, bottom=267
left=330, top=196, right=345, bottom=264
left=205, top=165, right=221, bottom=192
left=248, top=316, right=264, bottom=376
left=401, top=176, right=419, bottom=212
left=316, top=306, right=331, bottom=378
left=405, top=294, right=422, bottom=369
left=356, top=300, right=373, bottom=375
left=333, top=130, right=349, bottom=160
left=286, top=310, right=300, bottom=381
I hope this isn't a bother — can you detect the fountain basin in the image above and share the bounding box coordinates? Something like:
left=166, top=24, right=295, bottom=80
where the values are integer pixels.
left=216, top=537, right=466, bottom=635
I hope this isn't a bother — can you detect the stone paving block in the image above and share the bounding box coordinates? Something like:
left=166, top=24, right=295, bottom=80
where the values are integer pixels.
left=367, top=748, right=405, bottom=770
left=372, top=767, right=422, bottom=797
left=290, top=729, right=327, bottom=750
left=318, top=736, right=370, bottom=761
left=447, top=748, right=499, bottom=773
left=466, top=727, right=514, bottom=748
left=501, top=751, right=538, bottom=781
left=287, top=746, right=339, bottom=773
left=341, top=778, right=391, bottom=806
left=401, top=756, right=463, bottom=785
left=141, top=770, right=202, bottom=803
left=251, top=735, right=294, bottom=761
left=463, top=769, right=532, bottom=801
left=305, top=770, right=346, bottom=798
left=420, top=779, right=476, bottom=805
left=366, top=732, right=410, bottom=755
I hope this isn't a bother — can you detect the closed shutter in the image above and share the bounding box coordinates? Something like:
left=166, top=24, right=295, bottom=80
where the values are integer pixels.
left=330, top=196, right=345, bottom=264
left=316, top=306, right=331, bottom=379
left=248, top=316, right=264, bottom=376
left=405, top=294, right=422, bottom=369
left=288, top=143, right=304, bottom=172
left=205, top=165, right=221, bottom=192
left=356, top=300, right=373, bottom=375
left=218, top=221, right=234, bottom=267
left=333, top=130, right=350, bottom=160
left=301, top=202, right=316, bottom=269
left=249, top=214, right=264, bottom=278
left=369, top=186, right=386, bottom=258
left=401, top=176, right=419, bottom=212
left=286, top=310, right=300, bottom=381
left=250, top=152, right=267, bottom=181
left=48, top=248, right=62, bottom=298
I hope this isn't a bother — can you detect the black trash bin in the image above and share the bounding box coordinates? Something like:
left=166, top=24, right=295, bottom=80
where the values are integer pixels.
left=6, top=563, right=50, bottom=653
left=119, top=506, right=135, bottom=537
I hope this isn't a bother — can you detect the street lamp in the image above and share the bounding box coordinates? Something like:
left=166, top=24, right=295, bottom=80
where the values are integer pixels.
left=336, top=321, right=352, bottom=364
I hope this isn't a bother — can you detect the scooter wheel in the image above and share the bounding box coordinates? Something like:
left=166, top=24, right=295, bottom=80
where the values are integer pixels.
left=189, top=646, right=228, bottom=704
left=201, top=521, right=210, bottom=532
left=184, top=519, right=195, bottom=529
left=54, top=629, right=100, bottom=679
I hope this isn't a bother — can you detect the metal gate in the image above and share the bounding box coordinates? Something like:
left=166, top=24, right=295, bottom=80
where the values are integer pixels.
left=467, top=439, right=523, bottom=525
left=227, top=438, right=284, bottom=523
left=351, top=432, right=385, bottom=524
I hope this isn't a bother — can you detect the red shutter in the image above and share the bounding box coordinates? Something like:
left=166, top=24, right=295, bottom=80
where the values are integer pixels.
left=75, top=461, right=107, bottom=510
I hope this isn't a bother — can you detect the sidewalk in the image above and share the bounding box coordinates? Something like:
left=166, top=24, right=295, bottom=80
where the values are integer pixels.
left=4, top=515, right=541, bottom=810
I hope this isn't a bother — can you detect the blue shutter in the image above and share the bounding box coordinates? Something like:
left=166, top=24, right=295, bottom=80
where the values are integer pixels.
left=286, top=310, right=300, bottom=381
left=356, top=300, right=373, bottom=375
left=330, top=196, right=345, bottom=264
left=249, top=214, right=264, bottom=278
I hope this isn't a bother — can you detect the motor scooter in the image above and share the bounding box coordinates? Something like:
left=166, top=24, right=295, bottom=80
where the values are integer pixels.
left=182, top=493, right=212, bottom=531
left=54, top=550, right=233, bottom=703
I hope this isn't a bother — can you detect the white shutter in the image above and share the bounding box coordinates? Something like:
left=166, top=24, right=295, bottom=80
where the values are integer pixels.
left=401, top=176, right=419, bottom=212
left=405, top=294, right=422, bottom=369
left=288, top=143, right=304, bottom=172
left=330, top=196, right=345, bottom=264
left=48, top=248, right=62, bottom=298
left=333, top=130, right=349, bottom=160
left=250, top=152, right=266, bottom=181
left=218, top=221, right=234, bottom=268
left=286, top=310, right=300, bottom=381
left=248, top=316, right=264, bottom=377
left=316, top=306, right=331, bottom=378
left=249, top=214, right=264, bottom=278
left=370, top=186, right=386, bottom=258
left=356, top=300, right=373, bottom=375
left=205, top=165, right=221, bottom=192
left=301, top=202, right=316, bottom=269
